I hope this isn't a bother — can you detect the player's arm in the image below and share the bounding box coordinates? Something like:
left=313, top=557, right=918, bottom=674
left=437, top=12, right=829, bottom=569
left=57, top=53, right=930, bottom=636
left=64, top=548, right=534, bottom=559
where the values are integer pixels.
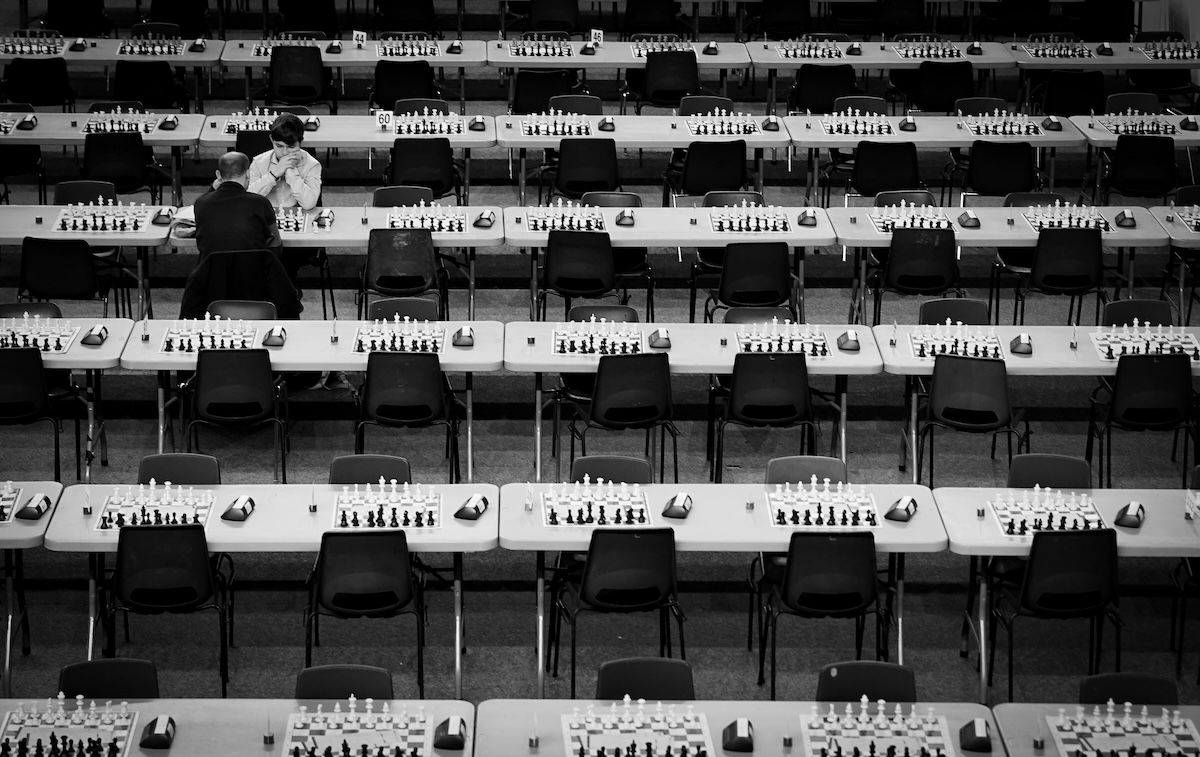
left=246, top=155, right=280, bottom=197
left=289, top=155, right=322, bottom=210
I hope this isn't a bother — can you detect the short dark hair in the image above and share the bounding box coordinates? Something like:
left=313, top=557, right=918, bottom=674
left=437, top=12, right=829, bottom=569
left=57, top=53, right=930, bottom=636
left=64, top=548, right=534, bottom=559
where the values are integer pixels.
left=216, top=151, right=250, bottom=180
left=269, top=113, right=305, bottom=146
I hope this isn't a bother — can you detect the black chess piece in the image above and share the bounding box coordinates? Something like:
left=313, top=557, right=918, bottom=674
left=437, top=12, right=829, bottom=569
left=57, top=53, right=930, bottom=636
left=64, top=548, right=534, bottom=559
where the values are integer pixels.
left=351, top=511, right=360, bottom=527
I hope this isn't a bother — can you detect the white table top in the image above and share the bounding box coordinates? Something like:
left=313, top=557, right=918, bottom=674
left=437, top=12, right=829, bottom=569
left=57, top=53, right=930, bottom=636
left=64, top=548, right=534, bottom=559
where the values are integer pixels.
left=1150, top=205, right=1200, bottom=248
left=197, top=113, right=497, bottom=149
left=119, top=319, right=504, bottom=373
left=499, top=483, right=945, bottom=552
left=504, top=322, right=882, bottom=375
left=0, top=318, right=132, bottom=370
left=485, top=40, right=750, bottom=69
left=1068, top=115, right=1200, bottom=148
left=0, top=482, right=63, bottom=550
left=1013, top=42, right=1200, bottom=70
left=827, top=206, right=1167, bottom=248
left=46, top=483, right=499, bottom=553
left=0, top=206, right=173, bottom=246
left=936, top=487, right=1200, bottom=557
left=169, top=206, right=506, bottom=249
left=0, top=113, right=206, bottom=147
left=784, top=114, right=1086, bottom=149
left=873, top=324, right=1200, bottom=377
left=220, top=38, right=489, bottom=68
left=0, top=37, right=226, bottom=65
left=495, top=114, right=791, bottom=149
left=501, top=206, right=835, bottom=247
left=747, top=40, right=1016, bottom=71
left=994, top=703, right=1200, bottom=757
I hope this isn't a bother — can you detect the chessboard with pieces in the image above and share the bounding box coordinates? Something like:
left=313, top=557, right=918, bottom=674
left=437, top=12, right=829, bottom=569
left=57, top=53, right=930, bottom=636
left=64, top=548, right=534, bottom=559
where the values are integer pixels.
left=521, top=111, right=592, bottom=136
left=1174, top=206, right=1200, bottom=233
left=285, top=697, right=432, bottom=757
left=868, top=204, right=952, bottom=233
left=333, top=480, right=441, bottom=529
left=709, top=204, right=791, bottom=233
left=386, top=203, right=468, bottom=232
left=767, top=478, right=880, bottom=528
left=0, top=482, right=23, bottom=524
left=0, top=37, right=65, bottom=55
left=552, top=318, right=643, bottom=356
left=508, top=39, right=574, bottom=56
left=1022, top=203, right=1112, bottom=232
left=562, top=700, right=714, bottom=757
left=907, top=322, right=1004, bottom=360
left=55, top=201, right=151, bottom=233
left=94, top=481, right=215, bottom=531
left=0, top=313, right=79, bottom=352
left=777, top=40, right=843, bottom=58
left=354, top=318, right=446, bottom=353
left=541, top=479, right=652, bottom=527
left=1140, top=42, right=1200, bottom=61
left=893, top=42, right=961, bottom=59
left=393, top=111, right=464, bottom=135
left=117, top=38, right=184, bottom=55
left=988, top=486, right=1105, bottom=537
left=1095, top=114, right=1178, bottom=136
left=1046, top=702, right=1200, bottom=757
left=525, top=201, right=606, bottom=232
left=160, top=316, right=259, bottom=352
left=376, top=40, right=440, bottom=56
left=81, top=112, right=159, bottom=135
left=801, top=698, right=957, bottom=757
left=0, top=696, right=137, bottom=757
left=223, top=108, right=283, bottom=133
left=685, top=110, right=760, bottom=136
left=821, top=111, right=894, bottom=136
left=1023, top=43, right=1093, bottom=58
left=736, top=321, right=830, bottom=356
left=632, top=39, right=693, bottom=56
left=1089, top=323, right=1200, bottom=361
left=251, top=38, right=319, bottom=56
left=960, top=111, right=1041, bottom=136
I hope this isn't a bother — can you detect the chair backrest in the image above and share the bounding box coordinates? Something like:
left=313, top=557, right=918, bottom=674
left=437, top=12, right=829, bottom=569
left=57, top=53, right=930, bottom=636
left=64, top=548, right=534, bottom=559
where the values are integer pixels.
left=114, top=524, right=215, bottom=612
left=295, top=664, right=395, bottom=700
left=1029, top=228, right=1102, bottom=294
left=1020, top=529, right=1117, bottom=616
left=595, top=658, right=695, bottom=700
left=373, top=185, right=436, bottom=207
left=82, top=132, right=152, bottom=193
left=554, top=138, right=620, bottom=197
left=113, top=60, right=184, bottom=110
left=55, top=180, right=117, bottom=206
left=1109, top=135, right=1178, bottom=199
left=779, top=531, right=878, bottom=614
left=314, top=530, right=415, bottom=615
left=965, top=141, right=1037, bottom=197
left=392, top=98, right=450, bottom=116
left=815, top=661, right=917, bottom=702
left=1110, top=354, right=1194, bottom=430
left=833, top=96, right=887, bottom=116
left=581, top=191, right=642, bottom=209
left=567, top=304, right=639, bottom=322
left=851, top=141, right=920, bottom=198
left=544, top=230, right=616, bottom=298
left=4, top=57, right=73, bottom=107
left=1006, top=454, right=1092, bottom=489
left=728, top=352, right=811, bottom=425
left=89, top=101, right=147, bottom=114
left=722, top=306, right=794, bottom=324
left=193, top=349, right=276, bottom=423
left=930, top=354, right=1012, bottom=431
left=1105, top=92, right=1162, bottom=115
left=387, top=138, right=456, bottom=198
left=0, top=302, right=61, bottom=319
left=234, top=129, right=273, bottom=160
left=549, top=94, right=604, bottom=115
left=1177, top=185, right=1200, bottom=206
left=579, top=528, right=677, bottom=610
left=765, top=455, right=847, bottom=485
left=918, top=298, right=990, bottom=326
left=371, top=60, right=437, bottom=110
left=875, top=190, right=936, bottom=207
left=642, top=50, right=700, bottom=106
left=716, top=242, right=791, bottom=309
left=884, top=228, right=959, bottom=295
left=367, top=296, right=441, bottom=322
left=1003, top=191, right=1066, bottom=208
left=1101, top=299, right=1172, bottom=328
left=365, top=228, right=439, bottom=298
left=591, top=353, right=672, bottom=429
left=679, top=140, right=747, bottom=197
left=148, top=0, right=209, bottom=37
left=361, top=352, right=448, bottom=425
left=268, top=46, right=327, bottom=103
left=376, top=0, right=439, bottom=33
left=791, top=65, right=857, bottom=115
left=0, top=348, right=50, bottom=422
left=328, top=454, right=413, bottom=484
left=512, top=69, right=574, bottom=115
left=703, top=190, right=763, bottom=207
left=530, top=0, right=580, bottom=31
left=1078, top=673, right=1178, bottom=705
left=1042, top=70, right=1105, bottom=118
left=137, top=454, right=221, bottom=485
left=678, top=95, right=732, bottom=117
left=914, top=60, right=974, bottom=113
left=571, top=456, right=654, bottom=484
left=954, top=97, right=1006, bottom=117
left=20, top=237, right=99, bottom=303
left=58, top=659, right=160, bottom=699
left=208, top=300, right=277, bottom=320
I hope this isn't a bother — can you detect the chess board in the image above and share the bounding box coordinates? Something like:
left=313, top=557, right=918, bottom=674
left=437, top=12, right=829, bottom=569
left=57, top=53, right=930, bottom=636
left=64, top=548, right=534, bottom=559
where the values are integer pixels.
left=801, top=703, right=957, bottom=757
left=94, top=485, right=215, bottom=531
left=1046, top=707, right=1200, bottom=757
left=54, top=204, right=151, bottom=233
left=393, top=114, right=465, bottom=135
left=1175, top=208, right=1200, bottom=233
left=223, top=109, right=283, bottom=133
left=332, top=482, right=441, bottom=529
left=736, top=323, right=830, bottom=356
left=868, top=208, right=952, bottom=233
left=907, top=325, right=1004, bottom=360
left=277, top=207, right=330, bottom=233
left=160, top=319, right=259, bottom=352
left=285, top=704, right=431, bottom=756
left=685, top=113, right=759, bottom=136
left=251, top=39, right=319, bottom=56
left=988, top=489, right=1105, bottom=537
left=0, top=113, right=22, bottom=135
left=376, top=41, right=440, bottom=56
left=709, top=206, right=791, bottom=233
left=820, top=115, right=894, bottom=136
left=1023, top=44, right=1093, bottom=58
left=961, top=114, right=1041, bottom=136
left=1022, top=206, right=1112, bottom=232
left=767, top=483, right=880, bottom=528
left=632, top=40, right=693, bottom=56
left=893, top=43, right=961, bottom=59
left=1088, top=326, right=1200, bottom=360
left=0, top=38, right=64, bottom=55
left=507, top=40, right=573, bottom=56
left=386, top=205, right=468, bottom=232
left=117, top=39, right=184, bottom=55
left=0, top=702, right=137, bottom=757
left=81, top=113, right=159, bottom=135
left=0, top=485, right=23, bottom=524
left=777, top=41, right=843, bottom=58
left=552, top=323, right=643, bottom=355
left=1095, top=115, right=1178, bottom=136
left=562, top=706, right=714, bottom=757
left=354, top=321, right=446, bottom=353
left=521, top=115, right=591, bottom=136
left=1140, top=44, right=1200, bottom=61
left=525, top=204, right=606, bottom=232
left=0, top=318, right=79, bottom=352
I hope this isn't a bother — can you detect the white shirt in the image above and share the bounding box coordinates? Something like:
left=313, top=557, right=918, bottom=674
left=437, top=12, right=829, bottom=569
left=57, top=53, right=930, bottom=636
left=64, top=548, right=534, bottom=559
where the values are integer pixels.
left=247, top=148, right=322, bottom=209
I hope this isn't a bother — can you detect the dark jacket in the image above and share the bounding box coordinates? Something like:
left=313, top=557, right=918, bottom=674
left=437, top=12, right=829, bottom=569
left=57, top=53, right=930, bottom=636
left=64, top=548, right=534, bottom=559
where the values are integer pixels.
left=195, top=181, right=281, bottom=256
left=179, top=250, right=302, bottom=319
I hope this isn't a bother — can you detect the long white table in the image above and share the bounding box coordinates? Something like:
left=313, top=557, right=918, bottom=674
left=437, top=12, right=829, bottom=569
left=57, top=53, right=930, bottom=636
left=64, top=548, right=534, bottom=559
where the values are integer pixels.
left=46, top=482, right=498, bottom=698
left=119, top=318, right=504, bottom=480
left=937, top=486, right=1199, bottom=702
left=505, top=321, right=882, bottom=482
left=500, top=482, right=944, bottom=697
left=0, top=482, right=62, bottom=696
left=994, top=703, right=1200, bottom=757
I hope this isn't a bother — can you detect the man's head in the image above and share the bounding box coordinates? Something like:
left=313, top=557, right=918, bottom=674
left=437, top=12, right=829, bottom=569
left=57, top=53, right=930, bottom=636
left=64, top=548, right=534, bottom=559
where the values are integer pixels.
left=215, top=151, right=251, bottom=186
left=269, top=113, right=306, bottom=159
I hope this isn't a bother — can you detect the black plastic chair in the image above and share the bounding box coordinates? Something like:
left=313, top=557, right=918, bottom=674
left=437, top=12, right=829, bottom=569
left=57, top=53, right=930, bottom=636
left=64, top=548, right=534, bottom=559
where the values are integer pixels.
left=328, top=454, right=413, bottom=484
left=114, top=60, right=191, bottom=112
left=871, top=228, right=961, bottom=326
left=0, top=348, right=78, bottom=483
left=278, top=0, right=340, bottom=38
left=787, top=64, right=858, bottom=115
left=137, top=453, right=221, bottom=485
left=82, top=133, right=170, bottom=205
left=916, top=354, right=1029, bottom=487
left=295, top=664, right=395, bottom=700
left=3, top=58, right=74, bottom=110
left=550, top=528, right=684, bottom=699
left=941, top=97, right=1007, bottom=197
left=182, top=349, right=288, bottom=483
left=987, top=191, right=1066, bottom=323
left=744, top=0, right=811, bottom=40
left=385, top=138, right=464, bottom=204
left=1105, top=92, right=1163, bottom=115
left=57, top=659, right=160, bottom=699
left=837, top=141, right=922, bottom=208
left=147, top=0, right=208, bottom=38
left=910, top=61, right=974, bottom=114
left=1038, top=70, right=1105, bottom=118
left=1014, top=228, right=1107, bottom=326
left=511, top=69, right=575, bottom=116
left=1098, top=135, right=1178, bottom=205
left=369, top=60, right=441, bottom=112
left=685, top=190, right=764, bottom=322
left=1007, top=454, right=1092, bottom=489
left=595, top=658, right=695, bottom=700
left=570, top=455, right=654, bottom=484
left=45, top=0, right=112, bottom=37
left=373, top=185, right=436, bottom=207
left=758, top=532, right=887, bottom=700
left=19, top=238, right=119, bottom=317
left=538, top=230, right=617, bottom=320
left=1160, top=185, right=1200, bottom=324
left=701, top=241, right=795, bottom=324
left=663, top=140, right=747, bottom=206
left=815, top=660, right=917, bottom=702
left=1085, top=353, right=1195, bottom=488
left=262, top=46, right=338, bottom=114
left=105, top=524, right=228, bottom=696
left=1102, top=299, right=1173, bottom=327
left=660, top=95, right=733, bottom=188
left=207, top=300, right=277, bottom=320
left=957, top=141, right=1040, bottom=206
left=977, top=0, right=1050, bottom=39
left=357, top=228, right=449, bottom=320
left=376, top=1, right=440, bottom=35
left=568, top=353, right=680, bottom=483
left=990, top=529, right=1120, bottom=702
left=1079, top=673, right=1178, bottom=706
left=367, top=296, right=441, bottom=322
left=305, top=531, right=424, bottom=697
left=622, top=50, right=700, bottom=115
left=547, top=138, right=620, bottom=203
left=620, top=4, right=685, bottom=39
left=354, top=352, right=460, bottom=483
left=581, top=192, right=654, bottom=321
left=918, top=298, right=990, bottom=326
left=0, top=104, right=45, bottom=204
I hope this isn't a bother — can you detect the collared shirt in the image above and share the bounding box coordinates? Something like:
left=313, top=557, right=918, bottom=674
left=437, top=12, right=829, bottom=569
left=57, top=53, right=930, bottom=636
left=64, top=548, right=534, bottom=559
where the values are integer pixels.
left=247, top=148, right=322, bottom=209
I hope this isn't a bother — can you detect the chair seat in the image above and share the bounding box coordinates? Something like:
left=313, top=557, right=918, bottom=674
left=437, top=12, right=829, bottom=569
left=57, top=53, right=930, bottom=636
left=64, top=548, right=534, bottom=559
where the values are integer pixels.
left=328, top=591, right=405, bottom=614
left=995, top=248, right=1034, bottom=273
left=127, top=586, right=203, bottom=609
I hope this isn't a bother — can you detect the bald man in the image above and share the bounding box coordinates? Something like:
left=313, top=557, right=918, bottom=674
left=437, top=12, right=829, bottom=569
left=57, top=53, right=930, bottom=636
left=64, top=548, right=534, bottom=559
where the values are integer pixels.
left=194, top=151, right=282, bottom=256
